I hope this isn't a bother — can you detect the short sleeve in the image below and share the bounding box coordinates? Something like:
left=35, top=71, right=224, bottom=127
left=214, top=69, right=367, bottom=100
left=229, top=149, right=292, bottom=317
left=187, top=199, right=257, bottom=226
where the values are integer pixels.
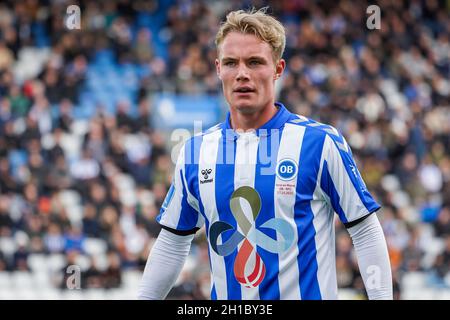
left=156, top=144, right=204, bottom=234
left=319, top=130, right=381, bottom=225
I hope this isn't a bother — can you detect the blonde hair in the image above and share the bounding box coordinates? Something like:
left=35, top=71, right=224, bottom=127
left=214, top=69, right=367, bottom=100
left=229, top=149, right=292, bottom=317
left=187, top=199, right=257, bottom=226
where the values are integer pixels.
left=215, top=8, right=286, bottom=62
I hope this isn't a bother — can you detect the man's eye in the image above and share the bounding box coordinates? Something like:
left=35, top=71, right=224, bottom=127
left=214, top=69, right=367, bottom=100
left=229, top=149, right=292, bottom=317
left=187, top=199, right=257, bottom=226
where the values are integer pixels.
left=224, top=61, right=236, bottom=66
left=249, top=60, right=261, bottom=65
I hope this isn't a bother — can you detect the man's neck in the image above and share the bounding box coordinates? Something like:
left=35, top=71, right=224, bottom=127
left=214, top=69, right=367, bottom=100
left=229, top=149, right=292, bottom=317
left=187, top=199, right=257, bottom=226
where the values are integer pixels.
left=229, top=104, right=279, bottom=131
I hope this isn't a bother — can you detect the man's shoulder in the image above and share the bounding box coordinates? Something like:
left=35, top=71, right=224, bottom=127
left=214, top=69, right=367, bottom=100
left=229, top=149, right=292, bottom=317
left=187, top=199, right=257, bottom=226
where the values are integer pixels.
left=182, top=122, right=223, bottom=147
left=202, top=122, right=223, bottom=136
left=287, top=114, right=337, bottom=136
left=287, top=114, right=348, bottom=150
left=178, top=122, right=223, bottom=168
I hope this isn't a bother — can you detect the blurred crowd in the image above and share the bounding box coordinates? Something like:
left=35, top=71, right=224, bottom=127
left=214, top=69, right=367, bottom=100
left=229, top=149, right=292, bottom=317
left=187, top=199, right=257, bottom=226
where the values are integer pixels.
left=0, top=0, right=449, bottom=299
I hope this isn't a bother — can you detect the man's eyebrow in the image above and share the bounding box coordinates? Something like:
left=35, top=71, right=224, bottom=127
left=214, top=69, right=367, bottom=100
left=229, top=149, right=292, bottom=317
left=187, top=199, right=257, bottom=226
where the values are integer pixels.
left=221, top=57, right=237, bottom=62
left=247, top=56, right=266, bottom=60
left=221, top=56, right=267, bottom=62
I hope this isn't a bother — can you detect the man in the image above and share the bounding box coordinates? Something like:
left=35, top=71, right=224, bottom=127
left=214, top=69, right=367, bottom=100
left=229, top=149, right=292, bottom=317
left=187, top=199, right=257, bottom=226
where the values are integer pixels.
left=139, top=8, right=392, bottom=300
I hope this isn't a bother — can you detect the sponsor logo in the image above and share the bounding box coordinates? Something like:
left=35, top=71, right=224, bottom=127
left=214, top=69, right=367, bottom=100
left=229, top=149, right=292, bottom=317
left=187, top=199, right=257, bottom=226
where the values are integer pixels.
left=209, top=186, right=295, bottom=288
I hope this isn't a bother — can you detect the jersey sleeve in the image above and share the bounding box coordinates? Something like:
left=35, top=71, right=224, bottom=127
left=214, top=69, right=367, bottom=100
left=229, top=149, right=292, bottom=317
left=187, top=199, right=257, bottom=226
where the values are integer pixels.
left=156, top=143, right=204, bottom=234
left=319, top=128, right=381, bottom=225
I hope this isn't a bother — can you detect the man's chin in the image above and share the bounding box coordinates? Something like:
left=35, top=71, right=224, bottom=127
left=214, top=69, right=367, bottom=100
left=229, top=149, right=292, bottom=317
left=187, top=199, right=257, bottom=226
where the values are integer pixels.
left=235, top=104, right=258, bottom=114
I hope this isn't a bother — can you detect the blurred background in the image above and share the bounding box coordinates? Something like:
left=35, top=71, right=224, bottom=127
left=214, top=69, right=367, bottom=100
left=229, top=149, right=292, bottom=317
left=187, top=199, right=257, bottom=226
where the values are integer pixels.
left=0, top=0, right=449, bottom=300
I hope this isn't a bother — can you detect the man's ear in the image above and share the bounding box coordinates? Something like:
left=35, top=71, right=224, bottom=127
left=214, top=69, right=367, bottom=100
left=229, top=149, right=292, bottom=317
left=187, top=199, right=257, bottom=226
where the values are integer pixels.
left=274, top=58, right=286, bottom=80
left=215, top=59, right=221, bottom=80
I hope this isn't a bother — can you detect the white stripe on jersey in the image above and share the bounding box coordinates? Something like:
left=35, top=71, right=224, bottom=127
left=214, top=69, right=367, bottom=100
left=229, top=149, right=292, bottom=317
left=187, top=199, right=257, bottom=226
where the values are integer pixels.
left=324, top=135, right=370, bottom=222
left=159, top=149, right=184, bottom=228
left=198, top=129, right=227, bottom=299
left=274, top=123, right=305, bottom=300
left=181, top=162, right=201, bottom=216
left=234, top=132, right=260, bottom=300
left=311, top=144, right=338, bottom=299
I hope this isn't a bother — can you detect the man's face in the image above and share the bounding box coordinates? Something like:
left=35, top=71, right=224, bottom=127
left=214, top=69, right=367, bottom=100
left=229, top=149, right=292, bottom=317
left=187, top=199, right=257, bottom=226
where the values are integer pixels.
left=216, top=32, right=285, bottom=115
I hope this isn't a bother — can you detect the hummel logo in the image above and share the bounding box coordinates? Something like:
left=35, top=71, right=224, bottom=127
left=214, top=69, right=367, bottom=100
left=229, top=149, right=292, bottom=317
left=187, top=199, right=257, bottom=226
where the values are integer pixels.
left=200, top=169, right=213, bottom=184
left=202, top=169, right=212, bottom=179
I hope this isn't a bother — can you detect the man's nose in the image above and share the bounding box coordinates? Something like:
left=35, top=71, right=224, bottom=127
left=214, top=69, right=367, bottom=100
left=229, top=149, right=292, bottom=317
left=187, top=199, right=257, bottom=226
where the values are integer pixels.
left=236, top=63, right=250, bottom=81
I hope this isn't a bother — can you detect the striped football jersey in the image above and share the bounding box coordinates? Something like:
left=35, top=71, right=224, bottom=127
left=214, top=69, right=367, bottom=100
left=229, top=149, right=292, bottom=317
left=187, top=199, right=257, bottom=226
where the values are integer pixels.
left=157, top=102, right=380, bottom=300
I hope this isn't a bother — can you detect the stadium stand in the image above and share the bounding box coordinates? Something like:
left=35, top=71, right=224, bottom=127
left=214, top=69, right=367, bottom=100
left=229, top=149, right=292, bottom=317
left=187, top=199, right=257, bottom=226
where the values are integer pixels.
left=0, top=0, right=449, bottom=299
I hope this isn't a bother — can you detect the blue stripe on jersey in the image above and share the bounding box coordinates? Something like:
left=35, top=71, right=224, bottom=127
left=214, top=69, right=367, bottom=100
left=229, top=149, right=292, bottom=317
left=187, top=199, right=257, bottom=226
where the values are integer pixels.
left=176, top=168, right=201, bottom=229
left=211, top=283, right=217, bottom=300
left=203, top=204, right=214, bottom=299
left=331, top=141, right=381, bottom=214
left=184, top=135, right=206, bottom=223
left=255, top=129, right=281, bottom=300
left=320, top=160, right=348, bottom=223
left=214, top=134, right=241, bottom=300
left=205, top=224, right=216, bottom=299
left=294, top=127, right=325, bottom=300
left=160, top=183, right=175, bottom=212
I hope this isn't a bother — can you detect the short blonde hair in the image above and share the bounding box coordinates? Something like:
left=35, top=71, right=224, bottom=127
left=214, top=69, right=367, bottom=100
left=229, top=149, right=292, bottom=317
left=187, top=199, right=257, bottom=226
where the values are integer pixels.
left=215, top=8, right=286, bottom=62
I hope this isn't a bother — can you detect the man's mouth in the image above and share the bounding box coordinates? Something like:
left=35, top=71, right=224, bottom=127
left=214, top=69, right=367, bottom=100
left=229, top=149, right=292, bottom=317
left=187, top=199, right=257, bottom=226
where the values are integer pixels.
left=234, top=87, right=255, bottom=93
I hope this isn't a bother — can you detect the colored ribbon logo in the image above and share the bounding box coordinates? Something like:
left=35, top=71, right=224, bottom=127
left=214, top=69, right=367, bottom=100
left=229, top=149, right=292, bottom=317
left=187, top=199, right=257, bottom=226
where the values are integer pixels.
left=209, top=186, right=295, bottom=288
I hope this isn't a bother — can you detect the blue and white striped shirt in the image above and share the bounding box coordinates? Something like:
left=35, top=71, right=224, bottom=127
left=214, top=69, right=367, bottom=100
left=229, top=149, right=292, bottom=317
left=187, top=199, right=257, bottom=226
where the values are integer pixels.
left=157, top=102, right=380, bottom=300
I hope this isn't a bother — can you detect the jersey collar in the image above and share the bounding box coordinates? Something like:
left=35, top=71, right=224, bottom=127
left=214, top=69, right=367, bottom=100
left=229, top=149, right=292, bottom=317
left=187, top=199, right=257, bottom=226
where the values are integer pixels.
left=222, top=102, right=291, bottom=140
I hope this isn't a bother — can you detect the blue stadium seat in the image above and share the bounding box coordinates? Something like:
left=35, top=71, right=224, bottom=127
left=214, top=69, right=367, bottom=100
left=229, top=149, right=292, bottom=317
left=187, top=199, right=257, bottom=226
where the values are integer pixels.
left=8, top=150, right=28, bottom=172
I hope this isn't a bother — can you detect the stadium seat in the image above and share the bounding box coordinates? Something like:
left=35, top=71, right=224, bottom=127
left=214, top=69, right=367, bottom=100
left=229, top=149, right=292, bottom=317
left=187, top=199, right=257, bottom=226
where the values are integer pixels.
left=102, top=288, right=137, bottom=300
left=94, top=254, right=109, bottom=272
left=83, top=238, right=108, bottom=256
left=66, top=205, right=84, bottom=226
left=103, top=289, right=124, bottom=300
left=338, top=289, right=359, bottom=300
left=71, top=120, right=90, bottom=137
left=61, top=290, right=84, bottom=300
left=60, top=133, right=83, bottom=159
left=124, top=288, right=139, bottom=300
left=74, top=254, right=91, bottom=271
left=11, top=271, right=34, bottom=290
left=83, top=289, right=107, bottom=300
left=47, top=254, right=66, bottom=273
left=8, top=150, right=28, bottom=170
left=35, top=287, right=61, bottom=300
left=0, top=289, right=16, bottom=300
left=402, top=272, right=427, bottom=290
left=121, top=270, right=142, bottom=289
left=59, top=190, right=81, bottom=207
left=28, top=254, right=48, bottom=272
left=438, top=290, right=450, bottom=300
left=9, top=288, right=38, bottom=300
left=13, top=47, right=51, bottom=83
left=113, top=174, right=136, bottom=191
left=33, top=271, right=52, bottom=289
left=0, top=272, right=12, bottom=290
left=445, top=273, right=450, bottom=287
left=421, top=237, right=445, bottom=269
left=401, top=288, right=437, bottom=300
left=0, top=237, right=17, bottom=256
